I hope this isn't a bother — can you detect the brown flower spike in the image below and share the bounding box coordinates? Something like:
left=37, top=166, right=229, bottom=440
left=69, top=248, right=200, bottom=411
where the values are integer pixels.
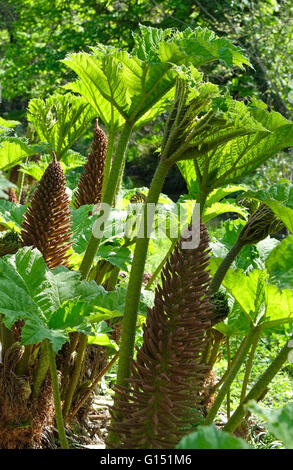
left=110, top=224, right=215, bottom=449
left=74, top=120, right=107, bottom=208
left=21, top=152, right=72, bottom=269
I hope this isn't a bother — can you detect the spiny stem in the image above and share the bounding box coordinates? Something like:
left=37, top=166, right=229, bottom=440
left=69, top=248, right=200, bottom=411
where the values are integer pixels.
left=115, top=160, right=170, bottom=388
left=205, top=327, right=259, bottom=425
left=32, top=342, right=49, bottom=399
left=46, top=340, right=69, bottom=449
left=80, top=122, right=133, bottom=280
left=61, top=332, right=80, bottom=400
left=224, top=336, right=292, bottom=433
left=16, top=158, right=28, bottom=202
left=210, top=238, right=245, bottom=293
left=207, top=334, right=224, bottom=368
left=240, top=329, right=261, bottom=402
left=68, top=352, right=119, bottom=422
left=196, top=188, right=208, bottom=215
left=145, top=239, right=176, bottom=290
left=15, top=345, right=32, bottom=376
left=105, top=266, right=120, bottom=290
left=212, top=335, right=247, bottom=392
left=226, top=337, right=231, bottom=420
left=67, top=124, right=132, bottom=417
left=62, top=334, right=88, bottom=420
left=0, top=318, right=14, bottom=356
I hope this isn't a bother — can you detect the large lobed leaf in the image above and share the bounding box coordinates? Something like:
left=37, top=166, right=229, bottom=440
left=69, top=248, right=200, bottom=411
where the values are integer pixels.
left=27, top=93, right=95, bottom=160
left=0, top=137, right=50, bottom=171
left=178, top=103, right=293, bottom=201
left=221, top=267, right=293, bottom=328
left=266, top=235, right=293, bottom=289
left=63, top=25, right=249, bottom=131
left=176, top=424, right=251, bottom=449
left=0, top=248, right=151, bottom=351
left=0, top=117, right=20, bottom=134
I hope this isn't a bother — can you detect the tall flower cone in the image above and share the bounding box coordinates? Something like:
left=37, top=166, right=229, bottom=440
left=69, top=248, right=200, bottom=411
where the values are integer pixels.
left=21, top=152, right=72, bottom=269
left=74, top=120, right=107, bottom=208
left=109, top=224, right=215, bottom=449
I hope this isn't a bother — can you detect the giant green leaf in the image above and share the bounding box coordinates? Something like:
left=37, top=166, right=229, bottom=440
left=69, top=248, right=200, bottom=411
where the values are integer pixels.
left=0, top=137, right=47, bottom=171
left=203, top=200, right=248, bottom=223
left=222, top=269, right=267, bottom=324
left=263, top=284, right=293, bottom=327
left=27, top=93, right=95, bottom=160
left=0, top=248, right=106, bottom=351
left=0, top=200, right=27, bottom=231
left=63, top=46, right=177, bottom=130
left=266, top=235, right=293, bottom=289
left=206, top=184, right=248, bottom=206
left=134, top=25, right=250, bottom=68
left=176, top=424, right=251, bottom=449
left=63, top=25, right=249, bottom=131
left=0, top=117, right=20, bottom=134
left=222, top=267, right=293, bottom=328
left=0, top=248, right=153, bottom=351
left=178, top=104, right=293, bottom=203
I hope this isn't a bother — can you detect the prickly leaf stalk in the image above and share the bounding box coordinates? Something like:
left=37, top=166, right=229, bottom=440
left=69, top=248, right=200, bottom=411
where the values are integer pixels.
left=21, top=153, right=72, bottom=269
left=74, top=120, right=107, bottom=208
left=109, top=224, right=215, bottom=449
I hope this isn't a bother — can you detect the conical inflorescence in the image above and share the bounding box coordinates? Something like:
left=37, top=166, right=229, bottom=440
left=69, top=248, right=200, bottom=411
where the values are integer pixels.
left=110, top=224, right=215, bottom=449
left=74, top=120, right=107, bottom=208
left=21, top=153, right=72, bottom=269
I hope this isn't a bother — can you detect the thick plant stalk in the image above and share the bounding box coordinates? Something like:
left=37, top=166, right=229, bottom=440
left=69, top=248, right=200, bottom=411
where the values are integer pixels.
left=226, top=338, right=231, bottom=420
left=0, top=319, right=14, bottom=357
left=204, top=327, right=260, bottom=425
left=74, top=120, right=107, bottom=208
left=211, top=204, right=284, bottom=293
left=224, top=336, right=292, bottom=433
left=32, top=343, right=50, bottom=399
left=145, top=239, right=176, bottom=290
left=62, top=334, right=88, bottom=420
left=21, top=152, right=72, bottom=269
left=210, top=239, right=244, bottom=293
left=68, top=352, right=119, bottom=422
left=109, top=224, right=215, bottom=449
left=79, top=122, right=133, bottom=279
left=240, top=329, right=261, bottom=401
left=46, top=340, right=69, bottom=449
left=115, top=161, right=170, bottom=388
